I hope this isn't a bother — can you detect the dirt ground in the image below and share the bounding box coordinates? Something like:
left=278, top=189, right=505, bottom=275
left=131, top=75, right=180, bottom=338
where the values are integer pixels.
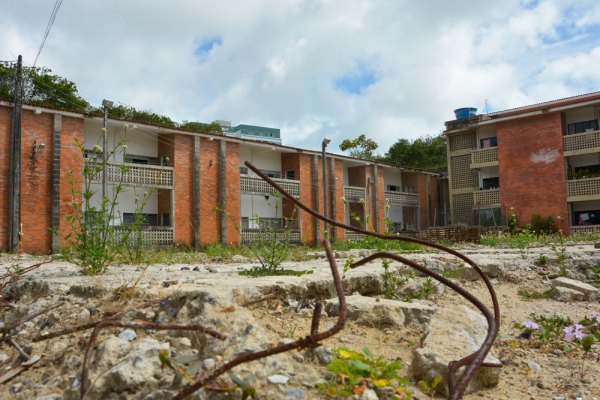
left=0, top=245, right=598, bottom=400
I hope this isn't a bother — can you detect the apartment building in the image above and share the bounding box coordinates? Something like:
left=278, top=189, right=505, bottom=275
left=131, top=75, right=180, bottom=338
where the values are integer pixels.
left=444, top=91, right=600, bottom=235
left=218, top=120, right=282, bottom=145
left=0, top=102, right=441, bottom=254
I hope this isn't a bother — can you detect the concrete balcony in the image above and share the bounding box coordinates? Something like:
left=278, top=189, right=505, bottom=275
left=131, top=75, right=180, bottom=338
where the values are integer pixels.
left=113, top=226, right=173, bottom=247
left=343, top=186, right=366, bottom=202
left=563, top=130, right=600, bottom=156
left=570, top=225, right=600, bottom=235
left=567, top=177, right=600, bottom=201
left=384, top=191, right=419, bottom=207
left=89, top=162, right=174, bottom=189
left=470, top=147, right=498, bottom=168
left=240, top=175, right=300, bottom=197
left=473, top=188, right=500, bottom=206
left=240, top=229, right=301, bottom=244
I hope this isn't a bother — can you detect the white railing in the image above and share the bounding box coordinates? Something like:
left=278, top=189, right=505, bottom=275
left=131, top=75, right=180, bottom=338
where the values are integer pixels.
left=473, top=189, right=500, bottom=205
left=384, top=191, right=419, bottom=206
left=240, top=229, right=301, bottom=244
left=471, top=147, right=498, bottom=165
left=113, top=227, right=174, bottom=247
left=240, top=175, right=300, bottom=197
left=343, top=186, right=366, bottom=202
left=567, top=177, right=600, bottom=198
left=344, top=231, right=365, bottom=241
left=570, top=225, right=600, bottom=235
left=89, top=162, right=174, bottom=188
left=564, top=130, right=600, bottom=153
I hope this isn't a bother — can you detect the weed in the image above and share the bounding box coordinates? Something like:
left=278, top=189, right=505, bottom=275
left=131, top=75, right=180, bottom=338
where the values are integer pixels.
left=318, top=347, right=412, bottom=398
left=418, top=375, right=442, bottom=397
left=550, top=229, right=568, bottom=276
left=381, top=259, right=408, bottom=300
left=517, top=288, right=554, bottom=300
left=515, top=313, right=573, bottom=340
left=592, top=266, right=600, bottom=288
left=238, top=267, right=312, bottom=277
left=536, top=254, right=548, bottom=266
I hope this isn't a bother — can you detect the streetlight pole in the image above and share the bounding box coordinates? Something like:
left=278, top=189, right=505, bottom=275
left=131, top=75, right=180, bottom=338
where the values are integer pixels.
left=322, top=138, right=331, bottom=239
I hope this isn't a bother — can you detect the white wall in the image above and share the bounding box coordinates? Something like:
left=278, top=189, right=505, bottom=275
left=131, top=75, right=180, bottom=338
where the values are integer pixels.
left=86, top=183, right=158, bottom=224
left=383, top=168, right=402, bottom=190
left=565, top=107, right=597, bottom=125
left=84, top=122, right=157, bottom=163
left=477, top=125, right=497, bottom=147
left=479, top=166, right=499, bottom=187
left=572, top=200, right=600, bottom=212
left=240, top=194, right=283, bottom=220
left=569, top=153, right=600, bottom=167
left=239, top=145, right=281, bottom=175
left=387, top=205, right=403, bottom=224
left=118, top=129, right=158, bottom=160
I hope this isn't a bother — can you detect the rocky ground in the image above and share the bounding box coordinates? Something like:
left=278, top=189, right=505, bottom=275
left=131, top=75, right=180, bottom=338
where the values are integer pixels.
left=0, top=243, right=599, bottom=399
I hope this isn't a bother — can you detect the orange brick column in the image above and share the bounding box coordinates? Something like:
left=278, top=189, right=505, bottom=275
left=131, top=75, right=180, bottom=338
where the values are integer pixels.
left=198, top=138, right=219, bottom=245
left=376, top=165, right=386, bottom=232
left=223, top=141, right=240, bottom=244
left=332, top=158, right=345, bottom=241
left=172, top=134, right=194, bottom=245
left=0, top=106, right=12, bottom=249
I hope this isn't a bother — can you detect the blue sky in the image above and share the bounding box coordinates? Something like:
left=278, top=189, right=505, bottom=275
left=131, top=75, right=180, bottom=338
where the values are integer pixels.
left=1, top=0, right=600, bottom=155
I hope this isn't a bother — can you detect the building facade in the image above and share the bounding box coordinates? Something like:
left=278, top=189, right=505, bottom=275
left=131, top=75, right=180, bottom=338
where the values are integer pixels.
left=0, top=102, right=442, bottom=254
left=218, top=120, right=282, bottom=144
left=444, top=91, right=600, bottom=235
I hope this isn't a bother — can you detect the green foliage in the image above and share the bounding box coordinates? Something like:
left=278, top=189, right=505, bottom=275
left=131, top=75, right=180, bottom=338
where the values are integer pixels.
left=418, top=375, right=442, bottom=398
left=384, top=134, right=447, bottom=172
left=592, top=266, right=600, bottom=288
left=179, top=121, right=223, bottom=134
left=0, top=60, right=92, bottom=113
left=536, top=254, right=548, bottom=266
left=517, top=288, right=554, bottom=300
left=318, top=347, right=412, bottom=398
left=508, top=211, right=519, bottom=235
left=529, top=214, right=559, bottom=235
left=107, top=104, right=177, bottom=128
left=550, top=229, right=568, bottom=276
left=238, top=267, right=312, bottom=277
left=332, top=236, right=421, bottom=252
left=339, top=134, right=379, bottom=159
left=515, top=313, right=573, bottom=341
left=381, top=259, right=409, bottom=300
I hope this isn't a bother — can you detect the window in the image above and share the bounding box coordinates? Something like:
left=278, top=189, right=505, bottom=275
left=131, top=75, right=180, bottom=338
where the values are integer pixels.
left=386, top=184, right=400, bottom=192
left=259, top=169, right=281, bottom=178
left=239, top=166, right=249, bottom=175
left=284, top=170, right=295, bottom=180
left=481, top=177, right=499, bottom=190
left=480, top=136, right=497, bottom=148
left=567, top=120, right=599, bottom=134
left=574, top=210, right=600, bottom=226
left=123, top=213, right=158, bottom=226
left=124, top=155, right=159, bottom=165
left=477, top=207, right=501, bottom=227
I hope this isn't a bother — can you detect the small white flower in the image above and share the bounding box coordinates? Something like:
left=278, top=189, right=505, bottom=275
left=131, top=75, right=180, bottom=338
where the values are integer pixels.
left=93, top=145, right=103, bottom=154
left=101, top=128, right=107, bottom=132
left=359, top=198, right=365, bottom=204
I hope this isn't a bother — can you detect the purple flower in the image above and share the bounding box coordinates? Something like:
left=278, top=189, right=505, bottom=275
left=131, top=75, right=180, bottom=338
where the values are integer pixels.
left=564, top=324, right=585, bottom=342
left=524, top=320, right=540, bottom=330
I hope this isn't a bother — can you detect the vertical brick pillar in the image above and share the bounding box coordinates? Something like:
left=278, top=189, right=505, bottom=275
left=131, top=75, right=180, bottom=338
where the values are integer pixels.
left=192, top=136, right=201, bottom=248
left=282, top=153, right=315, bottom=243
left=333, top=159, right=345, bottom=240
left=0, top=107, right=10, bottom=249
left=59, top=116, right=84, bottom=251
left=312, top=155, right=320, bottom=243
left=199, top=138, right=219, bottom=244
left=371, top=164, right=380, bottom=232
left=21, top=110, right=53, bottom=253
left=224, top=141, right=240, bottom=244
left=172, top=134, right=194, bottom=245
left=218, top=140, right=227, bottom=244
left=376, top=166, right=385, bottom=232
left=51, top=114, right=62, bottom=253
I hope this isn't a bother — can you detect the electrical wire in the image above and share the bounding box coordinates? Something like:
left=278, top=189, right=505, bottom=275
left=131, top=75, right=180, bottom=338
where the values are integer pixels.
left=33, top=0, right=64, bottom=67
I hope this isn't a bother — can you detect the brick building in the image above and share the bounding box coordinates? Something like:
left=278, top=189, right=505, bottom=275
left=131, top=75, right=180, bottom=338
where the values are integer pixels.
left=444, top=91, right=600, bottom=235
left=0, top=101, right=443, bottom=254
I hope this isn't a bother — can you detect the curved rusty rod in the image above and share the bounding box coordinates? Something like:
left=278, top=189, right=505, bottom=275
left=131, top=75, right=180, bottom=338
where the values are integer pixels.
left=244, top=161, right=500, bottom=400
left=172, top=240, right=347, bottom=400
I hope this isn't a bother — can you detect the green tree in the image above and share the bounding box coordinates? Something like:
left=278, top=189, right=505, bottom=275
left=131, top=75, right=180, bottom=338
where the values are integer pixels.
left=384, top=134, right=447, bottom=172
left=339, top=134, right=379, bottom=159
left=179, top=121, right=223, bottom=134
left=0, top=60, right=92, bottom=112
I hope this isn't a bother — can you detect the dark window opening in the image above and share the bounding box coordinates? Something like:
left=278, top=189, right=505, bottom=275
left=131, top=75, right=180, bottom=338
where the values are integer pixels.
left=567, top=120, right=599, bottom=135
left=124, top=155, right=159, bottom=165
left=574, top=210, right=600, bottom=226
left=481, top=177, right=499, bottom=190
left=480, top=136, right=498, bottom=148
left=569, top=164, right=600, bottom=179
left=386, top=184, right=400, bottom=192
left=285, top=170, right=295, bottom=180
left=123, top=213, right=158, bottom=226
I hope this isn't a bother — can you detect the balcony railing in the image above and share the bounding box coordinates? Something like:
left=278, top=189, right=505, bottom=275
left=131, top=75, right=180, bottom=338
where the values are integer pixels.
left=240, top=229, right=301, bottom=244
left=567, top=177, right=600, bottom=200
left=471, top=147, right=498, bottom=167
left=563, top=130, right=600, bottom=154
left=570, top=225, right=600, bottom=235
left=241, top=217, right=299, bottom=230
left=113, top=226, right=173, bottom=247
left=344, top=231, right=365, bottom=241
left=89, top=162, right=174, bottom=188
left=473, top=189, right=500, bottom=206
left=384, top=191, right=419, bottom=207
left=343, top=186, right=366, bottom=202
left=240, top=175, right=300, bottom=197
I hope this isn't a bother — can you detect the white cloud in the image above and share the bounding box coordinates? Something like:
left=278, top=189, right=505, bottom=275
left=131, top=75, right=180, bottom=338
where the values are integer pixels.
left=0, top=0, right=599, bottom=156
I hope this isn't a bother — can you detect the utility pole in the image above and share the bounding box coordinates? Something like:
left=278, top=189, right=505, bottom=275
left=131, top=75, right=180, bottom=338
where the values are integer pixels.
left=321, top=138, right=331, bottom=240
left=101, top=99, right=113, bottom=202
left=8, top=55, right=23, bottom=251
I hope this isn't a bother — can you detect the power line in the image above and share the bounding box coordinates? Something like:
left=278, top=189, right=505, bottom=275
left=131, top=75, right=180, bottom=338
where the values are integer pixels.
left=33, top=0, right=64, bottom=67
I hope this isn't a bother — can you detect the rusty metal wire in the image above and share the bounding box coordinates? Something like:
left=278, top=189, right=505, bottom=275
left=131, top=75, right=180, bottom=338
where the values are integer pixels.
left=243, top=160, right=500, bottom=400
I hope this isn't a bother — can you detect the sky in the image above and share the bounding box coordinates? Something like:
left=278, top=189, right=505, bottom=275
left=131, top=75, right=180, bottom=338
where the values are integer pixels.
left=2, top=0, right=600, bottom=154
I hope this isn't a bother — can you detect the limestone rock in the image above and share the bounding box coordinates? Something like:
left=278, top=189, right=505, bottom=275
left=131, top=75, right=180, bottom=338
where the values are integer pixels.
left=325, top=294, right=405, bottom=327
left=412, top=304, right=501, bottom=395
left=551, top=277, right=599, bottom=300
left=552, top=286, right=586, bottom=302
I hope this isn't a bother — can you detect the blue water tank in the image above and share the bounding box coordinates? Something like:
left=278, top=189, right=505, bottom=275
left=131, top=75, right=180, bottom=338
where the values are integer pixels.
left=454, top=107, right=477, bottom=120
